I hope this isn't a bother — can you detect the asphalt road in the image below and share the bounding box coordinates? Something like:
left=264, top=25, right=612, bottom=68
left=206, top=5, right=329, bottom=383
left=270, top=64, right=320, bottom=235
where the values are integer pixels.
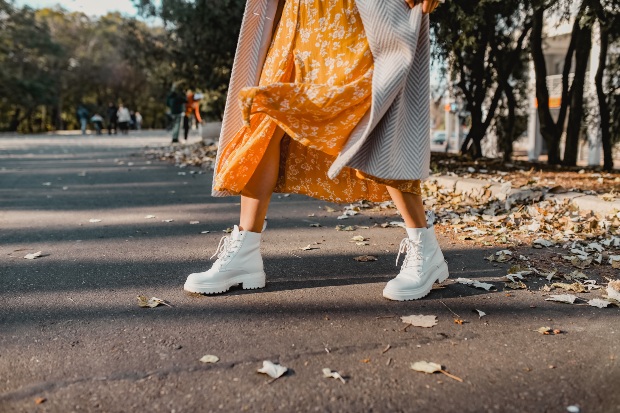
left=1, top=131, right=618, bottom=413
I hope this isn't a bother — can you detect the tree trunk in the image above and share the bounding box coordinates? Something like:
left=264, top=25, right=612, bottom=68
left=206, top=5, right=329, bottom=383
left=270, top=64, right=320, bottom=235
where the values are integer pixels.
left=563, top=23, right=592, bottom=166
left=55, top=99, right=64, bottom=130
left=595, top=23, right=613, bottom=170
left=9, top=108, right=21, bottom=132
left=503, top=87, right=517, bottom=162
left=531, top=6, right=580, bottom=165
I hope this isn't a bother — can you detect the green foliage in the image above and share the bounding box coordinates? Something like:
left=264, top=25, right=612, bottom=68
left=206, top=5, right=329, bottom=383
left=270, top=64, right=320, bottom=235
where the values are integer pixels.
left=430, top=0, right=533, bottom=158
left=0, top=2, right=62, bottom=131
left=134, top=0, right=246, bottom=120
left=0, top=4, right=174, bottom=132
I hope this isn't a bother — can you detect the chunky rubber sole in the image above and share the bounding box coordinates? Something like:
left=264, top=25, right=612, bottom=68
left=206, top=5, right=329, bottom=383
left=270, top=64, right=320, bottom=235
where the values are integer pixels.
left=382, top=261, right=449, bottom=301
left=184, top=271, right=266, bottom=295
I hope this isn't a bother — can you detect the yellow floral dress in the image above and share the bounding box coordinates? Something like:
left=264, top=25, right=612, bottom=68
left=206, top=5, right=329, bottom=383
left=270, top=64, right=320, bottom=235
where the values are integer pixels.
left=213, top=0, right=421, bottom=203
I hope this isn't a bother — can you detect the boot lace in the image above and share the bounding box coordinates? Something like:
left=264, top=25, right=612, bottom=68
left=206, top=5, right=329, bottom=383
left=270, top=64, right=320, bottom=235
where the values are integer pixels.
left=210, top=235, right=240, bottom=265
left=396, top=237, right=423, bottom=271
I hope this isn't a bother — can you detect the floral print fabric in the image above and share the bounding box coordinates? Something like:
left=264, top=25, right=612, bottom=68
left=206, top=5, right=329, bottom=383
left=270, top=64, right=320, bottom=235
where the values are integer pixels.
left=213, top=0, right=421, bottom=203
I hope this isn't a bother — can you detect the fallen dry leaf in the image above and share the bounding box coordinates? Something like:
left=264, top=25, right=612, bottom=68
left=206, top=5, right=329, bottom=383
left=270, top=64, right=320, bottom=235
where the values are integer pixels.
left=410, top=361, right=463, bottom=382
left=495, top=250, right=513, bottom=262
left=137, top=295, right=171, bottom=308
left=34, top=397, right=46, bottom=404
left=300, top=244, right=319, bottom=251
left=199, top=355, right=220, bottom=363
left=144, top=215, right=156, bottom=219
left=537, top=326, right=562, bottom=335
left=24, top=251, right=42, bottom=260
left=89, top=218, right=102, bottom=223
left=410, top=361, right=442, bottom=374
left=588, top=298, right=615, bottom=308
left=189, top=221, right=200, bottom=225
left=533, top=239, right=555, bottom=248
left=550, top=282, right=586, bottom=293
left=542, top=270, right=558, bottom=281
left=257, top=361, right=288, bottom=379
left=475, top=309, right=487, bottom=318
left=354, top=255, right=377, bottom=262
left=322, top=368, right=346, bottom=384
left=400, top=314, right=437, bottom=328
left=571, top=256, right=593, bottom=269
left=505, top=281, right=527, bottom=290
left=336, top=225, right=356, bottom=231
left=454, top=318, right=464, bottom=325
left=545, top=294, right=578, bottom=304
left=456, top=278, right=496, bottom=291
left=567, top=270, right=588, bottom=280
left=606, top=280, right=620, bottom=301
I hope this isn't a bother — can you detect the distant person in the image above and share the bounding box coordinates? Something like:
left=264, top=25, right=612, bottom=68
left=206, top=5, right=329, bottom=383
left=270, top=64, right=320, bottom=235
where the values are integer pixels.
left=167, top=86, right=187, bottom=143
left=135, top=111, right=143, bottom=131
left=164, top=108, right=173, bottom=131
left=90, top=113, right=104, bottom=135
left=117, top=104, right=131, bottom=135
left=183, top=91, right=203, bottom=141
left=107, top=102, right=118, bottom=135
left=76, top=104, right=89, bottom=135
left=130, top=111, right=136, bottom=130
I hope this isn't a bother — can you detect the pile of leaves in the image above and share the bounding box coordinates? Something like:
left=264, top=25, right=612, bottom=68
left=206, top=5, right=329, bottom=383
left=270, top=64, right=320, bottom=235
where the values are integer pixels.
left=144, top=142, right=219, bottom=169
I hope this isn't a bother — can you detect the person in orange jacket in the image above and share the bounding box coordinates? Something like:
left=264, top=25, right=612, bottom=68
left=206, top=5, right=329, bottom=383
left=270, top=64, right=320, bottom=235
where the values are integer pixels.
left=183, top=91, right=202, bottom=141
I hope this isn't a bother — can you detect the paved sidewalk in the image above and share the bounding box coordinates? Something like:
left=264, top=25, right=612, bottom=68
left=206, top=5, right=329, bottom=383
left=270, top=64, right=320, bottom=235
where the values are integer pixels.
left=1, top=133, right=618, bottom=413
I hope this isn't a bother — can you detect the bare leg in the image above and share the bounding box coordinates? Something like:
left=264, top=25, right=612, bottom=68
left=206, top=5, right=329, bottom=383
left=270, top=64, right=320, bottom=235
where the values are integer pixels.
left=239, top=127, right=286, bottom=232
left=386, top=186, right=426, bottom=228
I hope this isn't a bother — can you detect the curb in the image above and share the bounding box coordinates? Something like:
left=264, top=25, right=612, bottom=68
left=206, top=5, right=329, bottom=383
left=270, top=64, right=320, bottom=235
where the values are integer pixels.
left=428, top=175, right=620, bottom=217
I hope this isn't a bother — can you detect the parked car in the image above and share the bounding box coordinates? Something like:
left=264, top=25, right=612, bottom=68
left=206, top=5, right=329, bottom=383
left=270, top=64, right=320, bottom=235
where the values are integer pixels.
left=430, top=130, right=468, bottom=153
left=430, top=131, right=448, bottom=152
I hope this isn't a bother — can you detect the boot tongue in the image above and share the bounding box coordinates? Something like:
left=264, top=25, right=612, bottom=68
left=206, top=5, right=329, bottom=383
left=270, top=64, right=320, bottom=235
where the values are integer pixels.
left=231, top=225, right=241, bottom=240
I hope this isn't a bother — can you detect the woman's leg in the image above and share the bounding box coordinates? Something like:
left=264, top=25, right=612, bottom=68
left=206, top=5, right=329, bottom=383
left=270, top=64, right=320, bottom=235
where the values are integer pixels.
left=239, top=127, right=286, bottom=232
left=383, top=185, right=449, bottom=301
left=385, top=186, right=426, bottom=228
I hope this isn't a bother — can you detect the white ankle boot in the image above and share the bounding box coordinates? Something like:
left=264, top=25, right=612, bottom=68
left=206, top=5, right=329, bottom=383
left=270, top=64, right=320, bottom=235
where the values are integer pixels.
left=382, top=220, right=449, bottom=301
left=184, top=225, right=266, bottom=294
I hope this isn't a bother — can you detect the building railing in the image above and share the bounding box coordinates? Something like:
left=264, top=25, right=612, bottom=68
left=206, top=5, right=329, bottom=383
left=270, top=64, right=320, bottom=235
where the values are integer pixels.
left=546, top=73, right=574, bottom=98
